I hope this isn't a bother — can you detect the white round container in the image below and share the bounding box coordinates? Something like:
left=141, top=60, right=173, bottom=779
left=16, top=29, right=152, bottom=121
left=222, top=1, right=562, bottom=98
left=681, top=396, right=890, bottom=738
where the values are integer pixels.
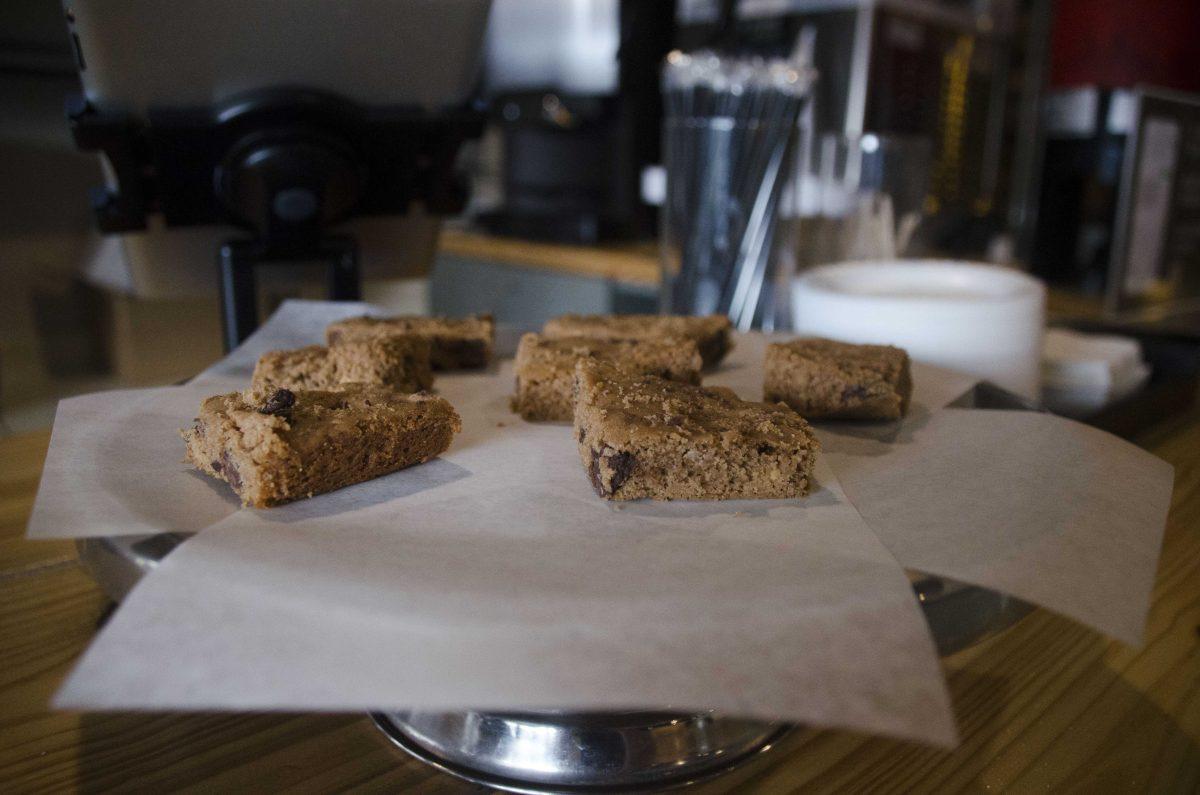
left=791, top=260, right=1046, bottom=399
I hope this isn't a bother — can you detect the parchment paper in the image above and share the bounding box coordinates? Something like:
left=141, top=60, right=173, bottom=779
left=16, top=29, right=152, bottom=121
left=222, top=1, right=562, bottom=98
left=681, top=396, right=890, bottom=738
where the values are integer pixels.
left=27, top=382, right=243, bottom=539
left=54, top=339, right=958, bottom=746
left=34, top=300, right=1173, bottom=743
left=820, top=410, right=1174, bottom=645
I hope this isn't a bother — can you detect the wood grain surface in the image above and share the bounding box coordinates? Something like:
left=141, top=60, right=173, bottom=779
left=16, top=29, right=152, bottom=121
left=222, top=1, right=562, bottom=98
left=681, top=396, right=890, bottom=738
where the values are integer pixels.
left=2, top=407, right=1198, bottom=793
left=439, top=229, right=661, bottom=286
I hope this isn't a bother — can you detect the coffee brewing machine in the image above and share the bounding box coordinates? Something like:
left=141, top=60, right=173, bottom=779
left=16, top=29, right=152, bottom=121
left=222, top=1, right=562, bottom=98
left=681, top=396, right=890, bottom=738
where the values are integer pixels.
left=63, top=0, right=493, bottom=347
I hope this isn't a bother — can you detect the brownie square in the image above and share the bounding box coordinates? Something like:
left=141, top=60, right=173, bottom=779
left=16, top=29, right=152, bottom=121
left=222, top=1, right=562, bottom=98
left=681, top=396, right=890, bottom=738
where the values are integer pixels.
left=573, top=359, right=818, bottom=501
left=512, top=333, right=702, bottom=422
left=325, top=314, right=495, bottom=370
left=764, top=338, right=912, bottom=421
left=543, top=313, right=732, bottom=368
left=182, top=385, right=461, bottom=507
left=251, top=337, right=433, bottom=394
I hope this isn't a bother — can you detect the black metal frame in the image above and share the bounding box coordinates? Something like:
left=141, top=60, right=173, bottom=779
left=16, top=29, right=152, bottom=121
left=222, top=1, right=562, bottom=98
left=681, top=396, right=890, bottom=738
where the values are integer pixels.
left=217, top=237, right=360, bottom=352
left=68, top=88, right=484, bottom=346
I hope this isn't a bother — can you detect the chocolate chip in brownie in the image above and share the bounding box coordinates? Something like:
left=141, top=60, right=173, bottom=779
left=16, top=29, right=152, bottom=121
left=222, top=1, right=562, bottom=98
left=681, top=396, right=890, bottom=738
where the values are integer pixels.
left=841, top=384, right=870, bottom=401
left=258, top=388, right=296, bottom=415
left=607, top=450, right=636, bottom=493
left=587, top=451, right=604, bottom=495
left=588, top=446, right=637, bottom=497
left=219, top=450, right=242, bottom=493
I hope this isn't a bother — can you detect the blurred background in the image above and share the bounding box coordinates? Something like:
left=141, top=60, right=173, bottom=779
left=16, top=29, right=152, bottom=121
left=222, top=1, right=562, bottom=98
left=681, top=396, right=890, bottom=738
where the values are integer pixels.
left=2, top=0, right=1199, bottom=433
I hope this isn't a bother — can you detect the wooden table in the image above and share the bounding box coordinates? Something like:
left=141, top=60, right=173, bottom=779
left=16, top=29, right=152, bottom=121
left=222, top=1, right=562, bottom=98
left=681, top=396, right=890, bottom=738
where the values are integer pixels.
left=3, top=412, right=1199, bottom=793
left=439, top=228, right=661, bottom=287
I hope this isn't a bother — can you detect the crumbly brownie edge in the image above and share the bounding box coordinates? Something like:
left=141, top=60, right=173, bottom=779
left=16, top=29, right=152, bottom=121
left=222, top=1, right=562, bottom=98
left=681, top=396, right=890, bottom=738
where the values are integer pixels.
left=763, top=344, right=908, bottom=421
left=183, top=391, right=462, bottom=507
left=575, top=424, right=817, bottom=501
left=513, top=336, right=703, bottom=422
left=512, top=367, right=575, bottom=421
left=333, top=337, right=435, bottom=393
left=544, top=314, right=732, bottom=369
left=325, top=316, right=494, bottom=370
left=270, top=398, right=460, bottom=506
left=181, top=398, right=291, bottom=507
left=429, top=335, right=492, bottom=370
left=572, top=365, right=818, bottom=501
left=251, top=339, right=435, bottom=394
left=251, top=347, right=337, bottom=394
left=895, top=353, right=914, bottom=415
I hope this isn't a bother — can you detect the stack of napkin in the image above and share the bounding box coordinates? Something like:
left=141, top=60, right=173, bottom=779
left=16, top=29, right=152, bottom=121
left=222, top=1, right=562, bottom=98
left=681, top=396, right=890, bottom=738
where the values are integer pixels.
left=1042, top=328, right=1150, bottom=416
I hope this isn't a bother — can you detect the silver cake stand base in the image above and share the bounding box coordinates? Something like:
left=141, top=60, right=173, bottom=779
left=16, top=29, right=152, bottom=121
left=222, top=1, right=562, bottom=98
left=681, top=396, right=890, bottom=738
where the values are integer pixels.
left=75, top=382, right=1037, bottom=792
left=372, top=710, right=791, bottom=793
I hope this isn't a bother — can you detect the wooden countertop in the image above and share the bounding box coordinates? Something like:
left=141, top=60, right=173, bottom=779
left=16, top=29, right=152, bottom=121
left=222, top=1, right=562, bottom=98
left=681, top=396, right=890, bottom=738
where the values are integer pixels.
left=437, top=229, right=1117, bottom=328
left=439, top=228, right=661, bottom=286
left=3, top=411, right=1199, bottom=791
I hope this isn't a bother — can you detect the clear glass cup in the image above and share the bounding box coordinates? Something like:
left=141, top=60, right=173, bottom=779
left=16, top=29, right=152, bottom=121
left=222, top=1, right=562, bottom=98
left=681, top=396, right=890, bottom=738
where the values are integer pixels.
left=659, top=115, right=803, bottom=331
left=787, top=132, right=934, bottom=271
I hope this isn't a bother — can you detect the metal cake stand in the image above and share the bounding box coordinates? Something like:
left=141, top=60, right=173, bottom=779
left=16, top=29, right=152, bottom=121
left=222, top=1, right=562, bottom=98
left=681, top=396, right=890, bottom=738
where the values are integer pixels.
left=75, top=382, right=1036, bottom=793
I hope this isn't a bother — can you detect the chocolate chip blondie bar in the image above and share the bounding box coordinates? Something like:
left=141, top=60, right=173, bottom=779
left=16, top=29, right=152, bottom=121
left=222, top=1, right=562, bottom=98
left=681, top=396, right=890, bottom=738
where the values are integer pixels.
left=573, top=360, right=818, bottom=500
left=325, top=314, right=495, bottom=370
left=764, top=337, right=912, bottom=420
left=182, top=385, right=461, bottom=507
left=512, top=333, right=702, bottom=422
left=251, top=337, right=433, bottom=394
left=543, top=313, right=733, bottom=368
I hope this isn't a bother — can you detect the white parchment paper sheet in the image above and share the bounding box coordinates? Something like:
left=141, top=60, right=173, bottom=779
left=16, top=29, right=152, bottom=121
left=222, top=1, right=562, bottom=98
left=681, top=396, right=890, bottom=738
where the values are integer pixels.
left=35, top=301, right=1173, bottom=744
left=821, top=410, right=1174, bottom=645
left=27, top=382, right=243, bottom=539
left=55, top=338, right=958, bottom=746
